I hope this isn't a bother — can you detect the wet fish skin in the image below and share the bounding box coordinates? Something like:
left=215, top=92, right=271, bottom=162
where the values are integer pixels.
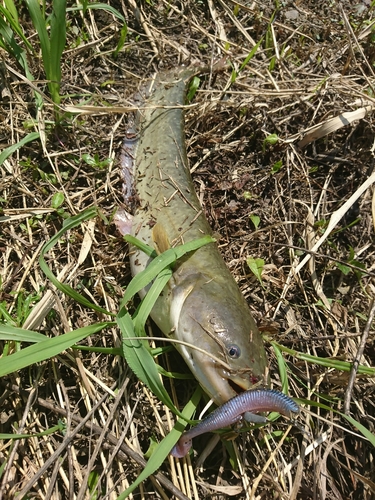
left=122, top=66, right=268, bottom=406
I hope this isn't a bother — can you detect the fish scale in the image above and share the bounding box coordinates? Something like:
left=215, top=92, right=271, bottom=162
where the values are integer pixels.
left=119, top=66, right=269, bottom=405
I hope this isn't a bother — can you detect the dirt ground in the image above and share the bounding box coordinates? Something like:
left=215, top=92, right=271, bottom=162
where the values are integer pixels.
left=1, top=0, right=375, bottom=498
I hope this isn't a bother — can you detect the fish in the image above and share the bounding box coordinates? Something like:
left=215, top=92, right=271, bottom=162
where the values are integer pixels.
left=170, top=388, right=300, bottom=458
left=117, top=65, right=268, bottom=406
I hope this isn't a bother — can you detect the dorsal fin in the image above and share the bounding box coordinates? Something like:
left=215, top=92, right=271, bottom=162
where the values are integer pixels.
left=152, top=223, right=171, bottom=254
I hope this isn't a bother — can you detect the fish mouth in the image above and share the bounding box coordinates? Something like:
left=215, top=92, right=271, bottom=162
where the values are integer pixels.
left=228, top=378, right=250, bottom=395
left=227, top=376, right=260, bottom=396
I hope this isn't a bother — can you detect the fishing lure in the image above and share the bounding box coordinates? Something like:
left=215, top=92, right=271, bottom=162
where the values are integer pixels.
left=171, top=388, right=299, bottom=458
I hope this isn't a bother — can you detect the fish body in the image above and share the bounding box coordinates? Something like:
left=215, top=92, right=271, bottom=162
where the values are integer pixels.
left=171, top=389, right=299, bottom=458
left=120, top=67, right=268, bottom=405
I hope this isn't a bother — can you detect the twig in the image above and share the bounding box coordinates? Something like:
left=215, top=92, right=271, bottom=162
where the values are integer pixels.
left=0, top=387, right=37, bottom=499
left=344, top=298, right=375, bottom=414
left=294, top=171, right=375, bottom=275
left=75, top=381, right=129, bottom=500
left=127, top=0, right=159, bottom=56
left=2, top=382, right=190, bottom=500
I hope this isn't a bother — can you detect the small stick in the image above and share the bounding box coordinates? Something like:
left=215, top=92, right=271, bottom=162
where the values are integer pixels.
left=2, top=382, right=190, bottom=500
left=344, top=298, right=375, bottom=414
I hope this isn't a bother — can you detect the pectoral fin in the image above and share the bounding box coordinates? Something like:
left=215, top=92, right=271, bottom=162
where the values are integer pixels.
left=115, top=208, right=133, bottom=235
left=170, top=279, right=195, bottom=333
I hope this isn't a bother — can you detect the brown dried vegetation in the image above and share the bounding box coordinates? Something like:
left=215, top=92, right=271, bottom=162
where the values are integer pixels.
left=1, top=0, right=375, bottom=498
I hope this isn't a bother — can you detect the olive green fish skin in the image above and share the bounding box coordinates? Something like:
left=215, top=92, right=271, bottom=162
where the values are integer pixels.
left=127, top=67, right=268, bottom=405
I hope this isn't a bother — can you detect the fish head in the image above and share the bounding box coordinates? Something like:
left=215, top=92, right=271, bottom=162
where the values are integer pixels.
left=170, top=273, right=269, bottom=406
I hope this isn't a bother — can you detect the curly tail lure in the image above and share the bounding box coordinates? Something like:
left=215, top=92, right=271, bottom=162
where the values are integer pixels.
left=171, top=388, right=299, bottom=458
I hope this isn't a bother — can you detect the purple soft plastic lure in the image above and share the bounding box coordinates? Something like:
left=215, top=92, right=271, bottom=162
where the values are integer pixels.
left=170, top=388, right=299, bottom=458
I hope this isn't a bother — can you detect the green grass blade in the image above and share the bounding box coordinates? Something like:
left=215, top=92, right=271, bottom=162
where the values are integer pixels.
left=72, top=344, right=120, bottom=355
left=39, top=207, right=113, bottom=315
left=271, top=341, right=375, bottom=376
left=0, top=24, right=32, bottom=82
left=340, top=412, right=375, bottom=446
left=0, top=6, right=33, bottom=52
left=3, top=0, right=18, bottom=23
left=49, top=0, right=67, bottom=105
left=133, top=268, right=173, bottom=335
left=272, top=342, right=289, bottom=393
left=118, top=386, right=202, bottom=499
left=239, top=37, right=263, bottom=73
left=118, top=308, right=178, bottom=407
left=121, top=235, right=215, bottom=306
left=297, top=398, right=375, bottom=446
left=0, top=8, right=40, bottom=107
left=118, top=272, right=187, bottom=419
left=0, top=422, right=65, bottom=440
left=123, top=235, right=156, bottom=257
left=0, top=322, right=111, bottom=377
left=0, top=324, right=48, bottom=343
left=113, top=22, right=128, bottom=57
left=67, top=3, right=126, bottom=23
left=0, top=132, right=40, bottom=166
left=25, top=0, right=51, bottom=77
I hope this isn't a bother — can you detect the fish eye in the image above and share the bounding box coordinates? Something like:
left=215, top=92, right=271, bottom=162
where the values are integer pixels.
left=227, top=344, right=241, bottom=359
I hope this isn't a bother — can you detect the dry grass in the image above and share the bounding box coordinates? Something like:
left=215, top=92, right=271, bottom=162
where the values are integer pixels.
left=1, top=0, right=375, bottom=498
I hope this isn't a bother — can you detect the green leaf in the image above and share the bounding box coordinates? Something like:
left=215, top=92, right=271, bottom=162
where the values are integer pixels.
left=295, top=398, right=375, bottom=447
left=249, top=214, right=260, bottom=229
left=336, top=262, right=351, bottom=275
left=271, top=341, right=375, bottom=376
left=66, top=2, right=126, bottom=23
left=0, top=422, right=65, bottom=440
left=0, top=323, right=111, bottom=376
left=48, top=0, right=67, bottom=105
left=39, top=207, right=113, bottom=315
left=121, top=235, right=215, bottom=307
left=25, top=0, right=67, bottom=107
left=350, top=259, right=365, bottom=280
left=264, top=133, right=279, bottom=147
left=0, top=8, right=33, bottom=66
left=186, top=76, right=200, bottom=103
left=0, top=132, right=40, bottom=166
left=143, top=437, right=159, bottom=459
left=340, top=412, right=375, bottom=447
left=270, top=160, right=283, bottom=174
left=82, top=153, right=98, bottom=167
left=246, top=257, right=264, bottom=284
left=231, top=38, right=264, bottom=83
left=133, top=268, right=173, bottom=335
left=119, top=234, right=215, bottom=420
left=0, top=324, right=48, bottom=343
left=3, top=0, right=18, bottom=24
left=239, top=38, right=263, bottom=73
left=118, top=304, right=184, bottom=418
left=272, top=343, right=288, bottom=393
left=113, top=22, right=128, bottom=57
left=118, top=270, right=185, bottom=418
left=87, top=470, right=100, bottom=499
left=51, top=192, right=64, bottom=209
left=25, top=0, right=51, bottom=76
left=123, top=234, right=156, bottom=258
